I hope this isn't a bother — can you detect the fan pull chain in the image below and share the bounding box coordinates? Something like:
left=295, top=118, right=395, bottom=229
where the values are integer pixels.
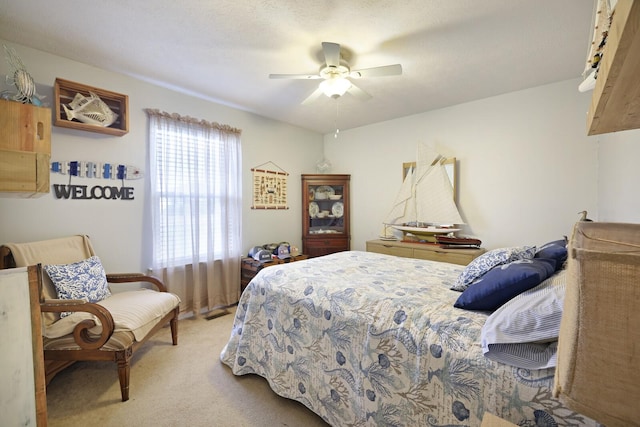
left=334, top=98, right=340, bottom=139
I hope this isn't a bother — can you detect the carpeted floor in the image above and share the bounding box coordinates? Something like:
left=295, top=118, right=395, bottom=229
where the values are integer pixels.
left=45, top=307, right=329, bottom=427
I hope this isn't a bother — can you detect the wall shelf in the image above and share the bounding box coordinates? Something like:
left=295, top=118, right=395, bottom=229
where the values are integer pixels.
left=587, top=0, right=640, bottom=135
left=54, top=78, right=129, bottom=136
left=0, top=99, right=51, bottom=197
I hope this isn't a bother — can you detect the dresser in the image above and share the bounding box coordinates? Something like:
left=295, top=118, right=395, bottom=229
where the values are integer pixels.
left=366, top=239, right=485, bottom=266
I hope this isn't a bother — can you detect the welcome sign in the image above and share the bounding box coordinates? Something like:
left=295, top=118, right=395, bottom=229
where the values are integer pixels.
left=52, top=184, right=134, bottom=200
left=50, top=161, right=142, bottom=201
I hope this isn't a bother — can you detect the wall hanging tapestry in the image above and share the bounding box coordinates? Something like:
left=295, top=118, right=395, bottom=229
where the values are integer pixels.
left=251, top=161, right=289, bottom=210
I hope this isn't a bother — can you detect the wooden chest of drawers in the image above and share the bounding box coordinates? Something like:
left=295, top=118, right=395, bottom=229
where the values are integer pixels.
left=303, top=237, right=349, bottom=258
left=366, top=239, right=485, bottom=266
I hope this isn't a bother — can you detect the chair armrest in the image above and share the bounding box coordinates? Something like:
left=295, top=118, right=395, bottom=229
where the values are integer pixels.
left=0, top=245, right=15, bottom=269
left=106, top=273, right=168, bottom=292
left=41, top=299, right=115, bottom=350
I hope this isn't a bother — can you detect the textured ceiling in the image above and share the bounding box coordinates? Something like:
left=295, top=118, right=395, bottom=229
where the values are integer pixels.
left=0, top=0, right=594, bottom=134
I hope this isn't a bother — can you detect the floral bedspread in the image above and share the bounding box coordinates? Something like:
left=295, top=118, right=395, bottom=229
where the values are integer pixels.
left=220, top=251, right=596, bottom=426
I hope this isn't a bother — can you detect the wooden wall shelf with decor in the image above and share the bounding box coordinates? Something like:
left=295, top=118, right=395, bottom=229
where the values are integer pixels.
left=54, top=78, right=129, bottom=136
left=587, top=0, right=640, bottom=135
left=0, top=99, right=51, bottom=197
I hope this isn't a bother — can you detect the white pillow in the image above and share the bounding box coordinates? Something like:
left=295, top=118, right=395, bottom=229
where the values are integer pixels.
left=480, top=270, right=566, bottom=369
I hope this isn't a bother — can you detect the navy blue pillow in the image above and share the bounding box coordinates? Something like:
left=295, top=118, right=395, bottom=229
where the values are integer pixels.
left=535, top=238, right=568, bottom=271
left=454, top=258, right=556, bottom=311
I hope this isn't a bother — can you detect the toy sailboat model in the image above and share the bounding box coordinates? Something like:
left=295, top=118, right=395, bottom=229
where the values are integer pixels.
left=384, top=144, right=464, bottom=241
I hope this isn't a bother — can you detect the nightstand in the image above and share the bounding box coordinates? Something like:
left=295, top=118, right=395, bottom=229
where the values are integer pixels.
left=240, top=255, right=309, bottom=292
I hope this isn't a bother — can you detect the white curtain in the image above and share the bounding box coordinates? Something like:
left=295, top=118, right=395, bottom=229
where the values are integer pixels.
left=146, top=109, right=242, bottom=316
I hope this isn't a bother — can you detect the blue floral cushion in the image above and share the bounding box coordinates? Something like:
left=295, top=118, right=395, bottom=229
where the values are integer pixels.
left=451, top=246, right=536, bottom=291
left=454, top=258, right=556, bottom=311
left=44, top=256, right=111, bottom=317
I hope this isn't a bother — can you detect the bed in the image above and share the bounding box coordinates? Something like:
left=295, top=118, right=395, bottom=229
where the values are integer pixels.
left=220, top=250, right=597, bottom=426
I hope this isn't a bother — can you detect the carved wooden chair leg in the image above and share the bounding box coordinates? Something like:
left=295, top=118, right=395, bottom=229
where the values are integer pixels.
left=116, top=348, right=133, bottom=402
left=170, top=308, right=179, bottom=345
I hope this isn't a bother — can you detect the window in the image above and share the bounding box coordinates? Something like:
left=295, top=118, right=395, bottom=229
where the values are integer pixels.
left=146, top=110, right=242, bottom=267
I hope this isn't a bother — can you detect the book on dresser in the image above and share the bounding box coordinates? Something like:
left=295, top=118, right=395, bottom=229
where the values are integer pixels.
left=434, top=235, right=482, bottom=247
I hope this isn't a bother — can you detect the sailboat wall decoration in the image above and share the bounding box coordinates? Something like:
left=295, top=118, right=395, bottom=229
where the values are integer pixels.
left=384, top=144, right=464, bottom=240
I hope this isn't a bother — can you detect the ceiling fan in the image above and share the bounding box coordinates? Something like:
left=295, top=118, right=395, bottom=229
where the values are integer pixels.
left=269, top=42, right=402, bottom=105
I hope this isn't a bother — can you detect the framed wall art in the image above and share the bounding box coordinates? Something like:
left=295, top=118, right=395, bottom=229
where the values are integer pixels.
left=54, top=78, right=129, bottom=136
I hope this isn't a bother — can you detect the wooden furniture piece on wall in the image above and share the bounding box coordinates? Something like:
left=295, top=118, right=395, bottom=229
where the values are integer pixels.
left=366, top=239, right=485, bottom=266
left=0, top=235, right=180, bottom=402
left=240, top=254, right=309, bottom=292
left=587, top=0, right=640, bottom=135
left=0, top=99, right=51, bottom=197
left=54, top=78, right=129, bottom=136
left=0, top=265, right=48, bottom=426
left=302, top=174, right=350, bottom=257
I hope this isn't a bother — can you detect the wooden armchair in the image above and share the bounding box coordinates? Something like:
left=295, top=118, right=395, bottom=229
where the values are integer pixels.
left=0, top=235, right=180, bottom=402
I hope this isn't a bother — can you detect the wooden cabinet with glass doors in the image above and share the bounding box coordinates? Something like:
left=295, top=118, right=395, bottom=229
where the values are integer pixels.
left=302, top=174, right=350, bottom=257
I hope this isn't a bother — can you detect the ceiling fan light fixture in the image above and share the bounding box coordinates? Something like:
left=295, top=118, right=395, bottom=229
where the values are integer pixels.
left=270, top=42, right=401, bottom=104
left=320, top=78, right=352, bottom=98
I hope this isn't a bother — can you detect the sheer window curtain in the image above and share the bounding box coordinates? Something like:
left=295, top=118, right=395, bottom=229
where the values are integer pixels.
left=145, top=109, right=242, bottom=316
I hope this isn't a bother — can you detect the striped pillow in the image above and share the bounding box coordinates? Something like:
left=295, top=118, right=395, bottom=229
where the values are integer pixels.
left=480, top=270, right=566, bottom=369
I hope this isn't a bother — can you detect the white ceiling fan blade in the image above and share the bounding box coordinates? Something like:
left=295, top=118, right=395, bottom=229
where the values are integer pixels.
left=322, top=42, right=341, bottom=67
left=350, top=64, right=402, bottom=78
left=301, top=86, right=325, bottom=105
left=269, top=73, right=322, bottom=79
left=347, top=82, right=372, bottom=100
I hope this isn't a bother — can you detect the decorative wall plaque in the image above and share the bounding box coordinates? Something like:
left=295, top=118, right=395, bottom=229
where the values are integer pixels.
left=251, top=161, right=289, bottom=210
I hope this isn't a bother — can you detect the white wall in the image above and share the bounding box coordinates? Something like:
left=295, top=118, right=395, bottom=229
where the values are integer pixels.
left=0, top=41, right=323, bottom=272
left=597, top=127, right=640, bottom=223
left=2, top=40, right=637, bottom=266
left=325, top=79, right=599, bottom=250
